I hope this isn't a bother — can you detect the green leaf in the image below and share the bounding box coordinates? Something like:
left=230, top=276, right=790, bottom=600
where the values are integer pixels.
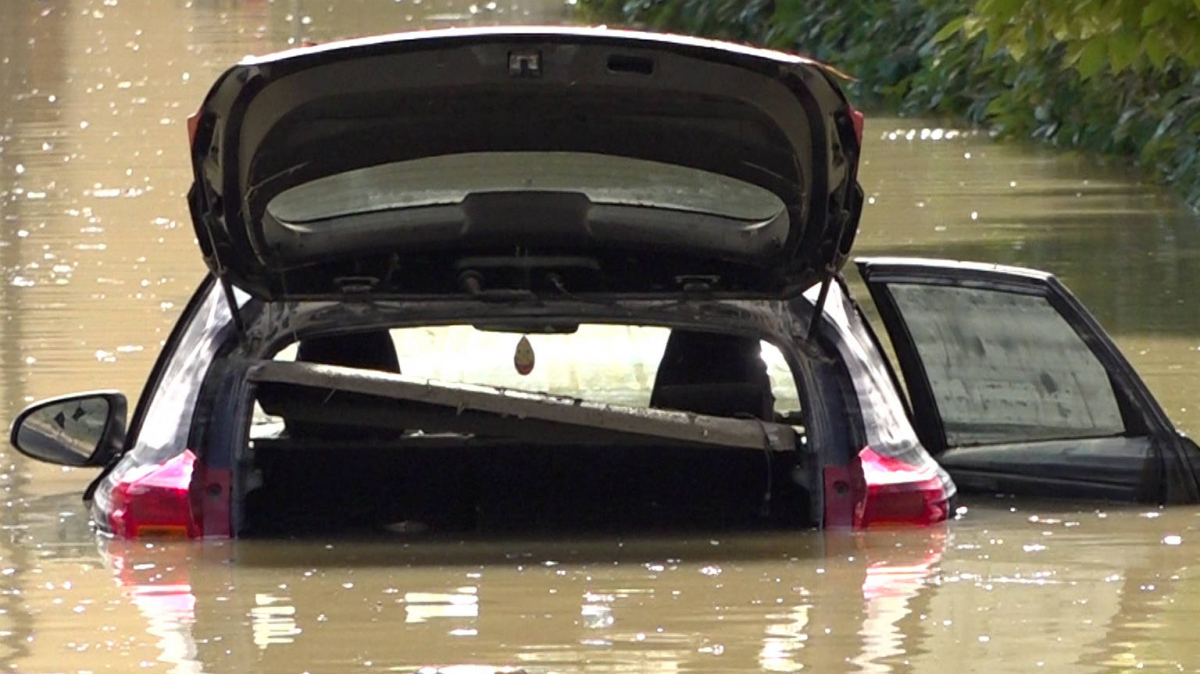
left=1184, top=42, right=1200, bottom=68
left=1144, top=32, right=1170, bottom=69
left=932, top=16, right=967, bottom=43
left=1006, top=32, right=1028, bottom=61
left=1076, top=38, right=1109, bottom=78
left=1108, top=31, right=1140, bottom=72
left=1063, top=43, right=1084, bottom=69
left=963, top=16, right=985, bottom=39
left=989, top=0, right=1024, bottom=17
left=1141, top=0, right=1172, bottom=26
left=984, top=95, right=1011, bottom=117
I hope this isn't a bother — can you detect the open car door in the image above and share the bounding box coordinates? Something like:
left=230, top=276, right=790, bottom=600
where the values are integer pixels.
left=856, top=257, right=1200, bottom=504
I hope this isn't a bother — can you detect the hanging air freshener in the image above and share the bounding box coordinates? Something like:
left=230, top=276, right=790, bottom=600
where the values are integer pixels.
left=514, top=335, right=535, bottom=376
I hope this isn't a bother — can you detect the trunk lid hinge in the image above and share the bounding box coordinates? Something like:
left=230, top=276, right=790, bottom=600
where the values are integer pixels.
left=200, top=212, right=247, bottom=344
left=218, top=275, right=247, bottom=344
left=805, top=211, right=851, bottom=341
left=806, top=267, right=835, bottom=342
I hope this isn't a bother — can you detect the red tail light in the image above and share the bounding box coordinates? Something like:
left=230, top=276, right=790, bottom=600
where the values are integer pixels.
left=187, top=111, right=201, bottom=149
left=856, top=446, right=950, bottom=528
left=108, top=450, right=202, bottom=539
left=848, top=105, right=864, bottom=147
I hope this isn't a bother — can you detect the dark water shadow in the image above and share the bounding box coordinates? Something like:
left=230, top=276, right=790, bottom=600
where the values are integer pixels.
left=224, top=529, right=852, bottom=569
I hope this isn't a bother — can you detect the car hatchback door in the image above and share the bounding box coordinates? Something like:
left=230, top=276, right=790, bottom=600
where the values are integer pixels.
left=856, top=257, right=1200, bottom=504
left=187, top=28, right=864, bottom=302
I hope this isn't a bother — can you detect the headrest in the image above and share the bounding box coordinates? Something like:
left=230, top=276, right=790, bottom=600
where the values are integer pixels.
left=652, top=383, right=773, bottom=420
left=296, top=330, right=400, bottom=374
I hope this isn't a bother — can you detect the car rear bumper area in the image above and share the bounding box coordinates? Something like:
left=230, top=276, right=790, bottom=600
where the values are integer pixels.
left=241, top=440, right=817, bottom=537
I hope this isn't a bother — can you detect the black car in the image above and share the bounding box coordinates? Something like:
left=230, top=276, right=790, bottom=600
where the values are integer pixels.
left=9, top=28, right=1199, bottom=539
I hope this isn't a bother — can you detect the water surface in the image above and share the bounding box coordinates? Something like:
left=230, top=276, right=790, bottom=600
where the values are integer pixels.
left=3, top=0, right=1200, bottom=671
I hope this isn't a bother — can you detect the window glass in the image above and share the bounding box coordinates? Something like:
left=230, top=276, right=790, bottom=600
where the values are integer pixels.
left=888, top=284, right=1125, bottom=446
left=388, top=325, right=668, bottom=408
left=267, top=152, right=785, bottom=224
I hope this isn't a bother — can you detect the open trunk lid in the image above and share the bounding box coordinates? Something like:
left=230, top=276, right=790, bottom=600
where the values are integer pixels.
left=187, top=27, right=864, bottom=301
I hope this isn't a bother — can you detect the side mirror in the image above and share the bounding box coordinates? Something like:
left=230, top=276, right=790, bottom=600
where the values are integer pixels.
left=9, top=392, right=127, bottom=467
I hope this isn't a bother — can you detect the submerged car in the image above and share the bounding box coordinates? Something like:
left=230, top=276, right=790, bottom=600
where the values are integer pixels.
left=9, top=28, right=1200, bottom=539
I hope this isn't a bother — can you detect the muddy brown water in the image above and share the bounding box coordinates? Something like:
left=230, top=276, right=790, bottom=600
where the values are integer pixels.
left=4, top=0, right=1200, bottom=672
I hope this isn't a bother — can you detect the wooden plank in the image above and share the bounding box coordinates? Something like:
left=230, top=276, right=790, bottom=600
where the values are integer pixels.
left=248, top=360, right=798, bottom=452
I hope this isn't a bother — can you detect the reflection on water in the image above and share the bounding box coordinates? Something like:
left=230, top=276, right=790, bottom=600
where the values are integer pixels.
left=109, top=542, right=204, bottom=673
left=65, top=514, right=1200, bottom=674
left=4, top=0, right=1200, bottom=672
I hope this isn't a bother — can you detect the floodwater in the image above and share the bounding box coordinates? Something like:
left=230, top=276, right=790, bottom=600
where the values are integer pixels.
left=3, top=0, right=1200, bottom=671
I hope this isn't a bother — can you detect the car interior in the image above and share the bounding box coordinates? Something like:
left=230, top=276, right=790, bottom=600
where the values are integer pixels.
left=241, top=326, right=814, bottom=537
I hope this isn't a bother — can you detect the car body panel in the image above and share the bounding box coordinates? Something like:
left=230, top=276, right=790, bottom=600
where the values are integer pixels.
left=186, top=27, right=863, bottom=301
left=857, top=256, right=1200, bottom=504
left=940, top=437, right=1152, bottom=500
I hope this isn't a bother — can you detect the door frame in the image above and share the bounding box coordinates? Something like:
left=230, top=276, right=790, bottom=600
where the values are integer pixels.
left=856, top=257, right=1199, bottom=504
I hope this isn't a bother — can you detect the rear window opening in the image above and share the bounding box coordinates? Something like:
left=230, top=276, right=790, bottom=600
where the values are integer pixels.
left=239, top=324, right=813, bottom=537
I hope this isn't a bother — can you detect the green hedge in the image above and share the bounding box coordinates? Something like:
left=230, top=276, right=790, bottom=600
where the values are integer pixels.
left=579, top=0, right=1200, bottom=211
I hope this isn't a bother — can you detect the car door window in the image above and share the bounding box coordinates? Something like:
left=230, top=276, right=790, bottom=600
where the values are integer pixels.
left=887, top=283, right=1125, bottom=446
